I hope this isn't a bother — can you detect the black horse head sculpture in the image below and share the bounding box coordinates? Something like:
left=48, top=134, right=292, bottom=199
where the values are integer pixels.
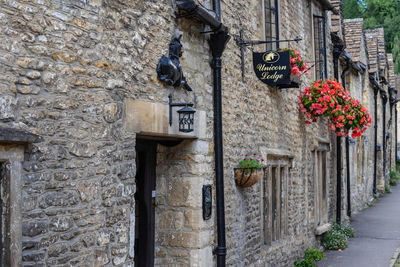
left=156, top=33, right=192, bottom=91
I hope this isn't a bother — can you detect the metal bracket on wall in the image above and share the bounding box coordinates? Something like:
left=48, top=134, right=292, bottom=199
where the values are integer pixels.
left=233, top=29, right=302, bottom=82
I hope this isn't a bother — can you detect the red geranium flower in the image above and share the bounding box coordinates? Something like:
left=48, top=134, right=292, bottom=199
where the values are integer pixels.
left=299, top=79, right=372, bottom=138
left=278, top=48, right=309, bottom=77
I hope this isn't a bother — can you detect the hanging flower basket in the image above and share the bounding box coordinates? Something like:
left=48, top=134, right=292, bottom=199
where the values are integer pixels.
left=277, top=48, right=310, bottom=89
left=234, top=168, right=263, bottom=187
left=234, top=154, right=264, bottom=187
left=299, top=79, right=372, bottom=138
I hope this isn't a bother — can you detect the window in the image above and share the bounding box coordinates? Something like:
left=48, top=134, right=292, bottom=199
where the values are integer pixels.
left=263, top=155, right=290, bottom=245
left=313, top=15, right=327, bottom=80
left=314, top=144, right=329, bottom=226
left=264, top=0, right=279, bottom=51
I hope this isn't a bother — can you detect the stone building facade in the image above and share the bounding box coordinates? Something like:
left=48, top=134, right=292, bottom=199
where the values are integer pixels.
left=342, top=18, right=375, bottom=214
left=0, top=0, right=397, bottom=266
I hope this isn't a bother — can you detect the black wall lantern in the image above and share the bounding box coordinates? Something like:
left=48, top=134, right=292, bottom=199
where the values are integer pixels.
left=168, top=94, right=196, bottom=132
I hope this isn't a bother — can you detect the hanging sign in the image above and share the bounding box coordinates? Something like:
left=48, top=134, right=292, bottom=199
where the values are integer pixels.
left=252, top=50, right=290, bottom=86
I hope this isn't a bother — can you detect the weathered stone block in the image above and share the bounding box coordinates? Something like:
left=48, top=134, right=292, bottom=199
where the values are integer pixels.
left=0, top=96, right=17, bottom=121
left=52, top=51, right=77, bottom=63
left=53, top=98, right=79, bottom=110
left=16, top=77, right=32, bottom=85
left=49, top=217, right=73, bottom=232
left=184, top=209, right=205, bottom=230
left=97, top=232, right=111, bottom=245
left=22, top=251, right=45, bottom=262
left=47, top=242, right=69, bottom=257
left=17, top=57, right=36, bottom=68
left=94, top=248, right=109, bottom=266
left=167, top=178, right=202, bottom=208
left=76, top=214, right=104, bottom=227
left=22, top=196, right=37, bottom=211
left=17, top=85, right=40, bottom=95
left=86, top=78, right=104, bottom=88
left=42, top=72, right=56, bottom=84
left=82, top=232, right=97, bottom=247
left=113, top=254, right=127, bottom=266
left=115, top=162, right=136, bottom=180
left=76, top=182, right=96, bottom=202
left=26, top=70, right=41, bottom=79
left=68, top=142, right=96, bottom=158
left=60, top=228, right=86, bottom=241
left=106, top=79, right=124, bottom=89
left=158, top=211, right=184, bottom=230
left=315, top=223, right=332, bottom=236
left=38, top=191, right=79, bottom=208
left=116, top=224, right=128, bottom=243
left=22, top=221, right=48, bottom=237
left=189, top=247, right=213, bottom=267
left=106, top=208, right=126, bottom=226
left=111, top=246, right=128, bottom=256
left=158, top=232, right=200, bottom=249
left=103, top=102, right=120, bottom=122
left=70, top=241, right=84, bottom=253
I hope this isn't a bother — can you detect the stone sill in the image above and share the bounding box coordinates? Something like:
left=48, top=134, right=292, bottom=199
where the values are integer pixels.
left=0, top=127, right=42, bottom=144
left=315, top=223, right=332, bottom=236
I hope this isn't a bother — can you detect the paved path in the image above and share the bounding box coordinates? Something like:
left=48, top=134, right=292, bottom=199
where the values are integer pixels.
left=318, top=185, right=400, bottom=267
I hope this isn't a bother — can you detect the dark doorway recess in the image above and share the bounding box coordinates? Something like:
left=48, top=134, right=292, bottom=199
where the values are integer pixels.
left=134, top=140, right=157, bottom=267
left=0, top=162, right=10, bottom=267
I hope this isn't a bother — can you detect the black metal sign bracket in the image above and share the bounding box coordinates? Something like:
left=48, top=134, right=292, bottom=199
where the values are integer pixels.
left=233, top=29, right=302, bottom=82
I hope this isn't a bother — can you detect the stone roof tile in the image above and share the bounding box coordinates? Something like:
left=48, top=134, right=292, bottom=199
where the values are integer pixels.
left=343, top=18, right=364, bottom=62
left=376, top=28, right=387, bottom=72
left=388, top=54, right=395, bottom=86
left=365, top=29, right=379, bottom=74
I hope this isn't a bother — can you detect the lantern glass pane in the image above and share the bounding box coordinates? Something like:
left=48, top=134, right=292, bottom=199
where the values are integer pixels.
left=178, top=110, right=194, bottom=133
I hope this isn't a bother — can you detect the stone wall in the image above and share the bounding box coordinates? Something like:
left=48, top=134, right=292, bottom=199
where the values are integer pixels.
left=0, top=0, right=185, bottom=265
left=0, top=0, right=394, bottom=266
left=220, top=0, right=336, bottom=266
left=345, top=68, right=375, bottom=214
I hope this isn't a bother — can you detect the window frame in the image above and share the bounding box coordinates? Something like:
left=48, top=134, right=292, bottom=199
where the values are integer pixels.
left=0, top=146, right=23, bottom=266
left=313, top=15, right=327, bottom=80
left=264, top=0, right=280, bottom=51
left=313, top=143, right=329, bottom=226
left=262, top=155, right=291, bottom=246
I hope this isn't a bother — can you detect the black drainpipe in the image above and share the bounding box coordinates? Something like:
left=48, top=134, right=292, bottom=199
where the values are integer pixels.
left=332, top=38, right=344, bottom=224
left=389, top=87, right=398, bottom=171
left=389, top=96, right=393, bottom=172
left=209, top=2, right=230, bottom=267
left=175, top=1, right=230, bottom=265
left=372, top=80, right=379, bottom=195
left=382, top=90, right=388, bottom=186
left=396, top=105, right=398, bottom=162
left=341, top=54, right=351, bottom=217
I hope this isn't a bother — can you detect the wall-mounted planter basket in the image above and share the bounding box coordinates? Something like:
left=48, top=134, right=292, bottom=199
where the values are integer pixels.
left=277, top=73, right=301, bottom=89
left=234, top=168, right=263, bottom=187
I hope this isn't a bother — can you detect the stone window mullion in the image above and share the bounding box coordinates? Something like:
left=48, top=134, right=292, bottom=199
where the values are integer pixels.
left=263, top=155, right=292, bottom=246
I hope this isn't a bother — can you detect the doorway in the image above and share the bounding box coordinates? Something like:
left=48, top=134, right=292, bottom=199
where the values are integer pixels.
left=134, top=140, right=157, bottom=267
